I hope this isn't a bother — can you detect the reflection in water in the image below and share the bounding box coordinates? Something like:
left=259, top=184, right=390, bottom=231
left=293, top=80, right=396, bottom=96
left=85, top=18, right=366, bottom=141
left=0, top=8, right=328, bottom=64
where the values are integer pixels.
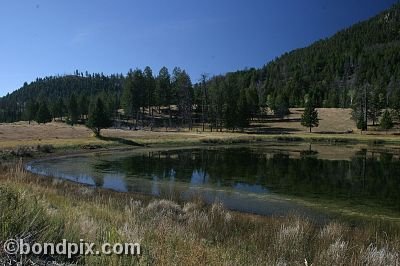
left=191, top=170, right=209, bottom=185
left=103, top=174, right=128, bottom=192
left=234, top=183, right=268, bottom=193
left=26, top=145, right=400, bottom=216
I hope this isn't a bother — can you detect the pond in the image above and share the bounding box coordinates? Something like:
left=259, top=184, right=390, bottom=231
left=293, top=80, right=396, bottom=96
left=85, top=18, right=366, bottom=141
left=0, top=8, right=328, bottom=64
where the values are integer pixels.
left=26, top=143, right=400, bottom=218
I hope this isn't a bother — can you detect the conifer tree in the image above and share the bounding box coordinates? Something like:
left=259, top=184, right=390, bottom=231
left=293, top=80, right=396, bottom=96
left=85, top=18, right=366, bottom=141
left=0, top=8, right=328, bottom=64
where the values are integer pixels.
left=87, top=97, right=112, bottom=136
left=237, top=88, right=250, bottom=129
left=380, top=110, right=394, bottom=133
left=68, top=93, right=79, bottom=125
left=301, top=101, right=319, bottom=132
left=25, top=100, right=38, bottom=124
left=35, top=101, right=52, bottom=124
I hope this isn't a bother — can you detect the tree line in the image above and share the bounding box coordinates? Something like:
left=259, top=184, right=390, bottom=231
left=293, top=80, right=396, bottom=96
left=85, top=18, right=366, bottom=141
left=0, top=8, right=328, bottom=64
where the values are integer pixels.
left=0, top=63, right=398, bottom=134
left=1, top=4, right=400, bottom=132
left=1, top=66, right=258, bottom=134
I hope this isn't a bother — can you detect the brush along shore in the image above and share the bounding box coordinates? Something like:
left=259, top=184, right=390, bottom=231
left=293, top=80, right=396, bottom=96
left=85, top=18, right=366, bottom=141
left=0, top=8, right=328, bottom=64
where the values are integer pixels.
left=0, top=161, right=399, bottom=265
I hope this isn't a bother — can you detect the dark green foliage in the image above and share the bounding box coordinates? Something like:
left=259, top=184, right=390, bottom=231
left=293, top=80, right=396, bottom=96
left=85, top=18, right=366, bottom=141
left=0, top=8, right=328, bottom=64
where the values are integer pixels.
left=237, top=88, right=250, bottom=129
left=224, top=82, right=239, bottom=130
left=272, top=95, right=290, bottom=118
left=301, top=102, right=319, bottom=132
left=246, top=85, right=259, bottom=118
left=98, top=90, right=119, bottom=119
left=35, top=101, right=52, bottom=124
left=155, top=67, right=171, bottom=108
left=392, top=89, right=400, bottom=121
left=356, top=110, right=367, bottom=131
left=50, top=98, right=66, bottom=121
left=351, top=84, right=371, bottom=131
left=144, top=66, right=156, bottom=114
left=262, top=4, right=400, bottom=109
left=368, top=90, right=385, bottom=126
left=380, top=110, right=394, bottom=132
left=78, top=93, right=89, bottom=119
left=122, top=69, right=145, bottom=128
left=0, top=73, right=124, bottom=123
left=87, top=98, right=112, bottom=136
left=24, top=100, right=38, bottom=124
left=224, top=104, right=236, bottom=130
left=208, top=77, right=225, bottom=131
left=173, top=67, right=193, bottom=128
left=67, top=93, right=79, bottom=125
left=2, top=4, right=400, bottom=130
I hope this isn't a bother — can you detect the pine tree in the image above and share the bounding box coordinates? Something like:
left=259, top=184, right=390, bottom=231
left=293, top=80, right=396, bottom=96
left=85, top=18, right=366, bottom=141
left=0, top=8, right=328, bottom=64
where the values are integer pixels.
left=273, top=95, right=290, bottom=118
left=301, top=102, right=319, bottom=132
left=368, top=90, right=384, bottom=126
left=25, top=100, right=38, bottom=124
left=173, top=68, right=193, bottom=129
left=352, top=85, right=370, bottom=131
left=67, top=93, right=79, bottom=125
left=237, top=88, right=250, bottom=129
left=246, top=85, right=259, bottom=119
left=156, top=67, right=172, bottom=128
left=143, top=66, right=155, bottom=117
left=57, top=98, right=66, bottom=121
left=87, top=98, right=112, bottom=136
left=380, top=110, right=394, bottom=133
left=78, top=93, right=89, bottom=120
left=122, top=71, right=135, bottom=125
left=35, top=102, right=52, bottom=124
left=122, top=69, right=144, bottom=129
left=393, top=90, right=400, bottom=121
left=224, top=103, right=236, bottom=131
left=50, top=98, right=65, bottom=121
left=356, top=110, right=367, bottom=131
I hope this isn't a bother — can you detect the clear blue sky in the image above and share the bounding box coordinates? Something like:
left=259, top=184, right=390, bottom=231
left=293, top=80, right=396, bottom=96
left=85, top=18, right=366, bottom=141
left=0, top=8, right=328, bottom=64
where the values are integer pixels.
left=0, top=0, right=397, bottom=96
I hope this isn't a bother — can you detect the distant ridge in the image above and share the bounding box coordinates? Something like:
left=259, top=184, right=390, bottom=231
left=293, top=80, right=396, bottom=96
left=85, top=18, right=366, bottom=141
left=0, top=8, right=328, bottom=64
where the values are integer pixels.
left=1, top=4, right=400, bottom=122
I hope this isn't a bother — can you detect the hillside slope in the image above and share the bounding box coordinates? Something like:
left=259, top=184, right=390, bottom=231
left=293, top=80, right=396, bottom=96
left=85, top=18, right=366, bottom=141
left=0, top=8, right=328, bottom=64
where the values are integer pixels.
left=206, top=4, right=400, bottom=111
left=1, top=4, right=400, bottom=123
left=260, top=3, right=400, bottom=108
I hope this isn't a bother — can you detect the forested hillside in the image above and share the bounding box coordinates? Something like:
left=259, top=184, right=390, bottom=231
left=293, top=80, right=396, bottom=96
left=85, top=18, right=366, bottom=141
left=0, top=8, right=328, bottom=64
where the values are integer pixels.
left=212, top=2, right=400, bottom=110
left=0, top=72, right=124, bottom=122
left=260, top=3, right=400, bottom=109
left=1, top=4, right=400, bottom=128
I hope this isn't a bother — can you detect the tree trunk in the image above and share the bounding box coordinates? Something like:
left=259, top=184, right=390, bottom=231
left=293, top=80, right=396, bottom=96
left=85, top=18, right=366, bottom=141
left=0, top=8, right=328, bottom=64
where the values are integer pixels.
left=364, top=86, right=368, bottom=131
left=135, top=111, right=138, bottom=130
left=169, top=105, right=172, bottom=128
left=141, top=107, right=144, bottom=128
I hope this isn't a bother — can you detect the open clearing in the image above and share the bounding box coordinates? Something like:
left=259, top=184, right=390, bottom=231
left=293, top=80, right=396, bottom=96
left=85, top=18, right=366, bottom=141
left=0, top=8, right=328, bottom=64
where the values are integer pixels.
left=0, top=108, right=399, bottom=149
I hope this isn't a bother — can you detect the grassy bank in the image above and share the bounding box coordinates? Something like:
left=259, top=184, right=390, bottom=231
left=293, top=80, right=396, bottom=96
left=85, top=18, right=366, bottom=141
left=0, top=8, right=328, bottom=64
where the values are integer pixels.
left=1, top=162, right=400, bottom=265
left=1, top=122, right=400, bottom=265
left=1, top=122, right=400, bottom=153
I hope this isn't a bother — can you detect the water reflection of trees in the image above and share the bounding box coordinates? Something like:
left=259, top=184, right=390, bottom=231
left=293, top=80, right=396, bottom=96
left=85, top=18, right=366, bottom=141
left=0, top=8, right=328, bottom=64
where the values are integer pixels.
left=93, top=148, right=400, bottom=210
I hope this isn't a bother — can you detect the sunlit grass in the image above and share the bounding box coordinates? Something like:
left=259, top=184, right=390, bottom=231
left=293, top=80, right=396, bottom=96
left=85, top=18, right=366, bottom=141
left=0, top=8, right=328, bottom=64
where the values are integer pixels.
left=1, top=121, right=400, bottom=151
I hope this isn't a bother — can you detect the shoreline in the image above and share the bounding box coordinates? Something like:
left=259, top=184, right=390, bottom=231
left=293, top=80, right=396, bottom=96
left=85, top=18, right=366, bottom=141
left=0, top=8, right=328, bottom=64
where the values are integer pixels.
left=18, top=138, right=400, bottom=224
left=2, top=131, right=400, bottom=264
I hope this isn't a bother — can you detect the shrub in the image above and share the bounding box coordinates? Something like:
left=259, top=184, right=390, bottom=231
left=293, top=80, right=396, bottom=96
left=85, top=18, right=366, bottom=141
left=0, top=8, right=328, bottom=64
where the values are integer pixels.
left=36, top=144, right=54, bottom=153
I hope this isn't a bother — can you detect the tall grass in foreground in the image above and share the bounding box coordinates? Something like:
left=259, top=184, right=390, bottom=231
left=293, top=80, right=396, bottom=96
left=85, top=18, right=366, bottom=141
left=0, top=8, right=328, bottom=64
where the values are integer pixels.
left=0, top=162, right=399, bottom=265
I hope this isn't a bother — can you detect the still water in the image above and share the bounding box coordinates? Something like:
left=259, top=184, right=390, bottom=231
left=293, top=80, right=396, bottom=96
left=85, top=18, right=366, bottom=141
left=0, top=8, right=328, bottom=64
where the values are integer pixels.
left=26, top=143, right=400, bottom=217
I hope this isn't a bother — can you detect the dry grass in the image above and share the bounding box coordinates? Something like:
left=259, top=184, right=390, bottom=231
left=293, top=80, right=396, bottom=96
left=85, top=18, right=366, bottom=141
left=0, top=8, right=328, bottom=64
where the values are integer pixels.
left=1, top=110, right=399, bottom=265
left=1, top=163, right=400, bottom=265
left=1, top=108, right=400, bottom=150
left=262, top=108, right=355, bottom=133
